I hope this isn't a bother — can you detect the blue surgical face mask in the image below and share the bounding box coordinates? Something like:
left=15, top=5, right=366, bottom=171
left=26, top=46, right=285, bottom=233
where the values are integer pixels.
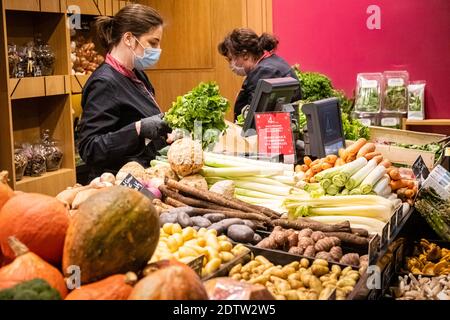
left=230, top=60, right=247, bottom=77
left=131, top=37, right=162, bottom=70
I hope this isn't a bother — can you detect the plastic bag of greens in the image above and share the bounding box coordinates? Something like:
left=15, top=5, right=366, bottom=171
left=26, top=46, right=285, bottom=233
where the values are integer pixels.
left=382, top=71, right=409, bottom=113
left=354, top=73, right=382, bottom=113
left=407, top=81, right=426, bottom=120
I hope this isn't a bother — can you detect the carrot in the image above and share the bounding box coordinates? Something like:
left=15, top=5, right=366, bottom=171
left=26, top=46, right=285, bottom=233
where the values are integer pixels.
left=357, top=142, right=376, bottom=158
left=309, top=176, right=316, bottom=183
left=396, top=188, right=408, bottom=200
left=325, top=154, right=338, bottom=164
left=405, top=189, right=415, bottom=199
left=388, top=168, right=401, bottom=181
left=344, top=138, right=367, bottom=157
left=338, top=148, right=346, bottom=160
left=390, top=179, right=415, bottom=191
left=304, top=169, right=313, bottom=179
left=321, top=162, right=333, bottom=170
left=304, top=156, right=312, bottom=167
left=373, top=155, right=383, bottom=164
left=310, top=159, right=321, bottom=167
left=380, top=159, right=392, bottom=168
left=364, top=151, right=382, bottom=160
left=346, top=154, right=356, bottom=163
left=311, top=163, right=322, bottom=174
left=301, top=164, right=309, bottom=172
left=335, top=158, right=345, bottom=167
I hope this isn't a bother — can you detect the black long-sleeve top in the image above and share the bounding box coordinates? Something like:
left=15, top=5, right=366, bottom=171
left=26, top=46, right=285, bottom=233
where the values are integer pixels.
left=78, top=63, right=165, bottom=179
left=234, top=54, right=302, bottom=120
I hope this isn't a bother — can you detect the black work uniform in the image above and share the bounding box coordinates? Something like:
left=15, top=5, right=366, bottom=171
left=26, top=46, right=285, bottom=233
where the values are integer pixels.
left=78, top=63, right=165, bottom=180
left=234, top=53, right=302, bottom=121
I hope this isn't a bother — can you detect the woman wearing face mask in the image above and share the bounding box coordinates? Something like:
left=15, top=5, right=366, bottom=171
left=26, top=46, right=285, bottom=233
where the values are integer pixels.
left=218, top=28, right=301, bottom=121
left=78, top=4, right=171, bottom=180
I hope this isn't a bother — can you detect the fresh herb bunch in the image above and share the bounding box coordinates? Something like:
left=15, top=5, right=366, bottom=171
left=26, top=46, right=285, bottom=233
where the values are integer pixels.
left=293, top=65, right=369, bottom=140
left=355, top=87, right=380, bottom=112
left=408, top=91, right=422, bottom=112
left=165, top=82, right=230, bottom=149
left=384, top=85, right=407, bottom=112
left=394, top=142, right=443, bottom=160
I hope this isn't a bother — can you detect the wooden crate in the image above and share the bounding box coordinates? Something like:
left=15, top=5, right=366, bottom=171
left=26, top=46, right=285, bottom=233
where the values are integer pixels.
left=368, top=126, right=445, bottom=145
left=4, top=0, right=40, bottom=12
left=70, top=74, right=90, bottom=94
left=9, top=77, right=45, bottom=100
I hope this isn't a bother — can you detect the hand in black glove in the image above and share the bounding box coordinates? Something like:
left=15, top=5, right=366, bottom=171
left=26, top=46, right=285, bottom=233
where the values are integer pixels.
left=139, top=113, right=171, bottom=139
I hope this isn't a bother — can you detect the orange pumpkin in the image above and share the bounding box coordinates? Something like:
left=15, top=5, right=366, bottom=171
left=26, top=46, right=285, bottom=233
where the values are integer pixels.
left=0, top=237, right=68, bottom=297
left=0, top=171, right=14, bottom=211
left=128, top=261, right=208, bottom=300
left=65, top=272, right=137, bottom=300
left=0, top=192, right=69, bottom=265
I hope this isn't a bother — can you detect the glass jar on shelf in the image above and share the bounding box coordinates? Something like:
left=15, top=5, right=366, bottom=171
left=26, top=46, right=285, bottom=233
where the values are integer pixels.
left=36, top=44, right=56, bottom=76
left=40, top=130, right=63, bottom=172
left=14, top=146, right=28, bottom=181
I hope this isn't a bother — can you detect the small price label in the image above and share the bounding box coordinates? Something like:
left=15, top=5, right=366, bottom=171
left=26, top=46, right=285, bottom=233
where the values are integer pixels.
left=412, top=156, right=430, bottom=188
left=368, top=234, right=380, bottom=264
left=359, top=118, right=372, bottom=126
left=390, top=213, right=397, bottom=238
left=388, top=78, right=405, bottom=87
left=361, top=79, right=378, bottom=88
left=380, top=222, right=390, bottom=250
left=187, top=255, right=205, bottom=278
left=120, top=174, right=155, bottom=200
left=381, top=117, right=399, bottom=127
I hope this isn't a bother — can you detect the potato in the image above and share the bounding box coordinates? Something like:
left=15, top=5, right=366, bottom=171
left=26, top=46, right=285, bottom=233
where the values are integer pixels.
left=178, top=246, right=198, bottom=258
left=196, top=237, right=207, bottom=247
left=231, top=244, right=250, bottom=256
left=281, top=266, right=296, bottom=276
left=229, top=263, right=242, bottom=276
left=231, top=273, right=242, bottom=281
left=255, top=255, right=272, bottom=266
left=205, top=246, right=220, bottom=260
left=219, top=251, right=234, bottom=263
left=341, top=266, right=353, bottom=277
left=159, top=213, right=178, bottom=226
left=252, top=233, right=263, bottom=244
left=286, top=261, right=300, bottom=270
left=241, top=272, right=250, bottom=280
left=241, top=260, right=260, bottom=273
left=217, top=235, right=228, bottom=242
left=218, top=241, right=233, bottom=252
left=172, top=223, right=182, bottom=234
left=203, top=213, right=226, bottom=223
left=248, top=274, right=270, bottom=285
left=331, top=264, right=342, bottom=275
left=311, top=265, right=329, bottom=277
left=191, top=216, right=212, bottom=228
left=288, top=279, right=303, bottom=290
left=203, top=258, right=222, bottom=276
left=284, top=290, right=299, bottom=300
left=308, top=276, right=323, bottom=293
left=312, top=259, right=329, bottom=267
left=171, top=233, right=184, bottom=247
left=242, top=219, right=257, bottom=230
left=275, top=281, right=291, bottom=293
left=288, top=273, right=302, bottom=282
left=208, top=218, right=244, bottom=235
left=206, top=234, right=220, bottom=250
left=162, top=223, right=174, bottom=235
left=263, top=266, right=286, bottom=279
left=306, top=291, right=319, bottom=300
left=181, top=227, right=196, bottom=241
left=275, top=295, right=286, bottom=300
left=184, top=244, right=207, bottom=255
left=300, top=258, right=310, bottom=269
left=337, top=278, right=356, bottom=288
left=166, top=237, right=179, bottom=252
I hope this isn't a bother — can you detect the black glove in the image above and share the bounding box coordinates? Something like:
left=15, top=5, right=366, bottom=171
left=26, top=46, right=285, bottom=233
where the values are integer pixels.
left=140, top=113, right=171, bottom=139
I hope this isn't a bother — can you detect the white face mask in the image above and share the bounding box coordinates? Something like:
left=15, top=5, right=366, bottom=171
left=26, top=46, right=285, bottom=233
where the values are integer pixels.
left=230, top=60, right=247, bottom=76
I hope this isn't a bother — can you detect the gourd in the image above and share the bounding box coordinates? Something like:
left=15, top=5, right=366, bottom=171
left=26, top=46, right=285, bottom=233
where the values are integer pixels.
left=0, top=192, right=69, bottom=265
left=65, top=272, right=137, bottom=300
left=0, top=171, right=14, bottom=211
left=0, top=237, right=67, bottom=298
left=62, top=186, right=160, bottom=284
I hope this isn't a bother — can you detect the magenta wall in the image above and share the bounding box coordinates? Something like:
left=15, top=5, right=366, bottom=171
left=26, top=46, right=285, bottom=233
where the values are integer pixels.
left=273, top=0, right=450, bottom=119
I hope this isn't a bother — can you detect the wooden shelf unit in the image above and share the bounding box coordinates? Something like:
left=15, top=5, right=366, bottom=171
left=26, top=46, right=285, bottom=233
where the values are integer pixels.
left=405, top=119, right=450, bottom=127
left=0, top=1, right=76, bottom=195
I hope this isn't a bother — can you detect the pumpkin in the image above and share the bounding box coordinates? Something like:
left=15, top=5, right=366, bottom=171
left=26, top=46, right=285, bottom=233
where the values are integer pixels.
left=0, top=237, right=68, bottom=298
left=65, top=272, right=137, bottom=300
left=128, top=261, right=208, bottom=300
left=0, top=193, right=69, bottom=266
left=63, top=186, right=160, bottom=284
left=0, top=171, right=14, bottom=211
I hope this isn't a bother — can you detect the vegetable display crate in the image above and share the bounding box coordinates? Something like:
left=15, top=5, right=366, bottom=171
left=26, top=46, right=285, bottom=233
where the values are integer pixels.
left=206, top=245, right=369, bottom=300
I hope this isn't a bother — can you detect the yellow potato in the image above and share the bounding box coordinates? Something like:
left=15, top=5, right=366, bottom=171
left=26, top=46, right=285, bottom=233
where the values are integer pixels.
left=288, top=279, right=303, bottom=290
left=178, top=246, right=198, bottom=258
left=204, top=258, right=222, bottom=275
left=231, top=244, right=249, bottom=256
left=241, top=272, right=250, bottom=280
left=231, top=273, right=242, bottom=281
left=219, top=251, right=234, bottom=263
left=206, top=234, right=220, bottom=250
left=171, top=233, right=184, bottom=247
left=205, top=246, right=220, bottom=260
left=181, top=227, right=196, bottom=241
left=308, top=276, right=323, bottom=294
left=337, top=278, right=356, bottom=288
left=219, top=241, right=233, bottom=252
left=166, top=237, right=179, bottom=253
left=275, top=295, right=286, bottom=300
left=306, top=291, right=319, bottom=300
left=229, top=263, right=242, bottom=276
left=275, top=281, right=291, bottom=293
left=284, top=290, right=299, bottom=300
left=331, top=264, right=342, bottom=275
left=311, top=265, right=329, bottom=277
left=287, top=273, right=302, bottom=282
left=312, top=259, right=329, bottom=267
left=300, top=258, right=310, bottom=269
left=255, top=255, right=272, bottom=266
left=196, top=237, right=207, bottom=247
left=171, top=223, right=182, bottom=234
left=341, top=266, right=353, bottom=277
left=162, top=223, right=174, bottom=235
left=197, top=228, right=208, bottom=237
left=184, top=244, right=207, bottom=255
left=248, top=274, right=270, bottom=285
left=217, top=235, right=229, bottom=242
left=206, top=229, right=218, bottom=237
left=241, top=260, right=260, bottom=273
left=286, top=261, right=300, bottom=270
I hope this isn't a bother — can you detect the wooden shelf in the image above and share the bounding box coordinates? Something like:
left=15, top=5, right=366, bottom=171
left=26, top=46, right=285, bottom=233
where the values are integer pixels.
left=9, top=76, right=70, bottom=99
left=70, top=74, right=91, bottom=94
left=405, top=119, right=450, bottom=126
left=16, top=168, right=76, bottom=196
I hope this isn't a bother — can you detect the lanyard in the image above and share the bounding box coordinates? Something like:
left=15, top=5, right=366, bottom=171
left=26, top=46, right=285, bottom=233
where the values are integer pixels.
left=255, top=50, right=274, bottom=65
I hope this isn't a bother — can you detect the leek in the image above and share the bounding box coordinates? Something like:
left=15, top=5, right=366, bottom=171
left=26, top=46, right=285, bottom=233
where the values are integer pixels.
left=272, top=175, right=295, bottom=185
left=284, top=194, right=394, bottom=209
left=360, top=165, right=386, bottom=194
left=326, top=184, right=341, bottom=196
left=341, top=188, right=350, bottom=196
left=314, top=165, right=342, bottom=181
left=320, top=179, right=332, bottom=190
left=310, top=188, right=325, bottom=198
left=373, top=176, right=391, bottom=196
left=234, top=188, right=285, bottom=200
left=349, top=188, right=362, bottom=195
left=230, top=176, right=287, bottom=186
left=204, top=152, right=293, bottom=171
left=332, top=157, right=368, bottom=187
left=150, top=159, right=170, bottom=167
left=304, top=183, right=322, bottom=192
left=232, top=181, right=292, bottom=196
left=345, top=159, right=377, bottom=190
left=309, top=205, right=391, bottom=222
left=200, top=167, right=283, bottom=178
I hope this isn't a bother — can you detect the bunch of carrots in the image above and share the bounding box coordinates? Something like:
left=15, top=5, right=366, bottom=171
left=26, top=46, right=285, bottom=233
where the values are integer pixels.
left=387, top=167, right=417, bottom=204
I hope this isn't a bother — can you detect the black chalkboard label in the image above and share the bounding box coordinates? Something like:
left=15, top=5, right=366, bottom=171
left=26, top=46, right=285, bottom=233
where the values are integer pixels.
left=187, top=255, right=204, bottom=278
left=412, top=156, right=430, bottom=187
left=120, top=174, right=155, bottom=200
left=368, top=234, right=380, bottom=265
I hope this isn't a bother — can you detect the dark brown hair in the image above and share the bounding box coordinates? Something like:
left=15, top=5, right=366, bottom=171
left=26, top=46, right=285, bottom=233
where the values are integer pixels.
left=96, top=4, right=163, bottom=52
left=218, top=28, right=279, bottom=59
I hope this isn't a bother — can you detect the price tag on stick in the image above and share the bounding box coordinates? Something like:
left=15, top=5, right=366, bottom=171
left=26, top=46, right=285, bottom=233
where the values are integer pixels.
left=120, top=174, right=155, bottom=200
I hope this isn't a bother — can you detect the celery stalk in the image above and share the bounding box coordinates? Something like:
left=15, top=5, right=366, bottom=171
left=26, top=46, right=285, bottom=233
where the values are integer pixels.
left=201, top=167, right=283, bottom=178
